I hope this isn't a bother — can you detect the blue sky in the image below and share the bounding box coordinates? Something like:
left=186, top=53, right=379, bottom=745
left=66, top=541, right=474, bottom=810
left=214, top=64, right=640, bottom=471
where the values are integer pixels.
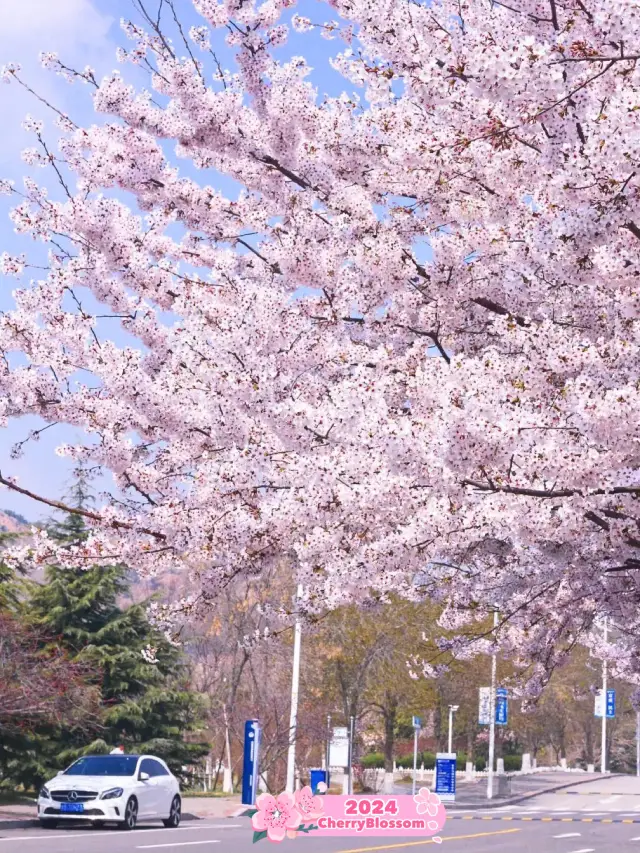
left=0, top=0, right=436, bottom=522
left=0, top=0, right=366, bottom=520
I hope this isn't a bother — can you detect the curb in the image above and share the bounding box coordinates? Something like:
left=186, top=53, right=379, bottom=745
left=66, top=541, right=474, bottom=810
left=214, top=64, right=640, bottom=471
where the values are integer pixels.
left=0, top=812, right=216, bottom=829
left=449, top=773, right=623, bottom=810
left=0, top=819, right=39, bottom=830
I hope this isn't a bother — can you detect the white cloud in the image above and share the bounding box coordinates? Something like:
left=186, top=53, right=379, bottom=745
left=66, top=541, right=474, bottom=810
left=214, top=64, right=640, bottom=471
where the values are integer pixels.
left=0, top=0, right=115, bottom=166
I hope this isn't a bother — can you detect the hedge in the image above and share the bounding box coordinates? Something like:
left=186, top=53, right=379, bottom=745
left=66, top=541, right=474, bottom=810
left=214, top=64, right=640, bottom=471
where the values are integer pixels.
left=359, top=752, right=491, bottom=772
left=360, top=753, right=385, bottom=769
left=503, top=755, right=522, bottom=772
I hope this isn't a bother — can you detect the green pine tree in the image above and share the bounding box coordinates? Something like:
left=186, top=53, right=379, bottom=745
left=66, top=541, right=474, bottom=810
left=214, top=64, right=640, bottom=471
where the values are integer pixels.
left=11, top=474, right=209, bottom=787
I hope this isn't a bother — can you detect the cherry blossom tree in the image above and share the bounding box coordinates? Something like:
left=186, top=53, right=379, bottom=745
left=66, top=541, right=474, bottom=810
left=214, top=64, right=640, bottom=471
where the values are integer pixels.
left=0, top=612, right=98, bottom=731
left=2, top=0, right=640, bottom=693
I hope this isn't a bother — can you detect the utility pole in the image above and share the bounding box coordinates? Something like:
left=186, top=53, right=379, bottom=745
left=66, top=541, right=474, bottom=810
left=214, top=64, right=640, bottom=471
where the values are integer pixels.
left=326, top=714, right=331, bottom=787
left=601, top=616, right=607, bottom=775
left=348, top=715, right=355, bottom=795
left=487, top=609, right=498, bottom=799
left=285, top=584, right=303, bottom=793
left=636, top=710, right=640, bottom=778
left=412, top=716, right=421, bottom=796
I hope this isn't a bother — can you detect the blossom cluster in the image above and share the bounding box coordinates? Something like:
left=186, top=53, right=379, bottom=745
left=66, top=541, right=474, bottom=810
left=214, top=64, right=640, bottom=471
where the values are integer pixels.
left=1, top=0, right=640, bottom=688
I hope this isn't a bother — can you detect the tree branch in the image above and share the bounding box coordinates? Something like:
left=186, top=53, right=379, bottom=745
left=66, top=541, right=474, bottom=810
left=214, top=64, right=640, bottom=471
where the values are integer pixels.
left=0, top=473, right=165, bottom=540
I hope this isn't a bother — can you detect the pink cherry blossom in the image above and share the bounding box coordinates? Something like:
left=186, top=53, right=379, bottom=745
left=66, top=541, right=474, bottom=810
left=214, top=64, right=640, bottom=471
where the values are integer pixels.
left=294, top=785, right=325, bottom=820
left=1, top=0, right=640, bottom=689
left=252, top=793, right=301, bottom=843
left=413, top=787, right=440, bottom=817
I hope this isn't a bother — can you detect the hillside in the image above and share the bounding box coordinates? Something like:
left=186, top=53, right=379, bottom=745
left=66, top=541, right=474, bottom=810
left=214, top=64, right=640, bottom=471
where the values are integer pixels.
left=0, top=509, right=30, bottom=534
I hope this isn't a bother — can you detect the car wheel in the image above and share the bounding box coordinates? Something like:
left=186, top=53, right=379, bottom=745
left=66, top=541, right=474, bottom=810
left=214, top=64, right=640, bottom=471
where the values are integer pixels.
left=163, top=795, right=181, bottom=828
left=119, top=797, right=138, bottom=831
left=39, top=820, right=58, bottom=829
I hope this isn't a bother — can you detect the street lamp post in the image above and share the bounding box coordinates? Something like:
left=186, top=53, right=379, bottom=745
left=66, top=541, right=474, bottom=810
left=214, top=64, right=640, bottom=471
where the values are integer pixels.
left=636, top=710, right=640, bottom=779
left=487, top=609, right=499, bottom=800
left=448, top=705, right=459, bottom=755
left=285, top=584, right=303, bottom=793
left=601, top=616, right=608, bottom=775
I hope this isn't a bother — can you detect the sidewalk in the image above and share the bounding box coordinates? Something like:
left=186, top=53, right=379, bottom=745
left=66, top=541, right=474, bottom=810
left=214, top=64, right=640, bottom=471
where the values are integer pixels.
left=0, top=802, right=38, bottom=830
left=0, top=795, right=243, bottom=829
left=447, top=771, right=618, bottom=809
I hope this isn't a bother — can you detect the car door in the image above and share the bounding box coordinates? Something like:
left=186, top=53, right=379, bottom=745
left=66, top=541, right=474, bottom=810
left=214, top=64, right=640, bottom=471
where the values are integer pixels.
left=149, top=759, right=174, bottom=816
left=136, top=758, right=161, bottom=817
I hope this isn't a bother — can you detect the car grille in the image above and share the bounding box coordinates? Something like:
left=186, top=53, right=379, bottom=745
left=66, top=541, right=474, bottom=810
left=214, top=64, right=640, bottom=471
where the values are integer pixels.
left=44, top=807, right=105, bottom=816
left=50, top=790, right=98, bottom=803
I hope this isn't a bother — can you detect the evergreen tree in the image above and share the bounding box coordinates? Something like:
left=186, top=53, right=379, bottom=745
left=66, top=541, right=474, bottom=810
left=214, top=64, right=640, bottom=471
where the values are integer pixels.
left=11, top=473, right=209, bottom=786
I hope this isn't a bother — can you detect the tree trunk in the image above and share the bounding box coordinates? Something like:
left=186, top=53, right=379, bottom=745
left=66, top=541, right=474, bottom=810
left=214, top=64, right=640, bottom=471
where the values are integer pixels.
left=383, top=698, right=398, bottom=773
left=495, top=727, right=504, bottom=760
left=466, top=725, right=474, bottom=761
left=433, top=703, right=443, bottom=752
left=584, top=717, right=594, bottom=764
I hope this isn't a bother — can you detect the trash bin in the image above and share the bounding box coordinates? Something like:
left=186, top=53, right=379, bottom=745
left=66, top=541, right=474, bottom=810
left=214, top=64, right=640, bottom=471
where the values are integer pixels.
left=496, top=775, right=511, bottom=797
left=310, top=768, right=328, bottom=794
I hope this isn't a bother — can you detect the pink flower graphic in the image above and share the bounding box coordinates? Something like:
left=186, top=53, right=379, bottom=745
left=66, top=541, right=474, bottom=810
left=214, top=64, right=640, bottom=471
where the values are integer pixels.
left=251, top=792, right=301, bottom=843
left=413, top=787, right=441, bottom=817
left=295, top=786, right=325, bottom=820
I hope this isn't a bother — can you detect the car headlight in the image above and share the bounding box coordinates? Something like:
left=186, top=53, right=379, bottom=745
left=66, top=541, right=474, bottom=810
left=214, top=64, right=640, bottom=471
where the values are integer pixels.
left=39, top=786, right=50, bottom=800
left=100, top=787, right=124, bottom=800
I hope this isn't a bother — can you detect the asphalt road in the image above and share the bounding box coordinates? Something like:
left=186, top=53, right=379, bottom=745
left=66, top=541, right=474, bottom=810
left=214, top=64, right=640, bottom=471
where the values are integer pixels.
left=3, top=776, right=640, bottom=853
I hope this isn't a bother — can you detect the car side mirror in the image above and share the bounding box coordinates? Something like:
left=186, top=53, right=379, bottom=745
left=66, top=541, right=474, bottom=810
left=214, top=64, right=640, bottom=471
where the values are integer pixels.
left=139, top=772, right=150, bottom=782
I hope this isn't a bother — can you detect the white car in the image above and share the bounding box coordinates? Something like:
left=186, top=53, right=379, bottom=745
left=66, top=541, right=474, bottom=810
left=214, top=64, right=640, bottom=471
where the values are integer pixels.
left=37, top=754, right=181, bottom=830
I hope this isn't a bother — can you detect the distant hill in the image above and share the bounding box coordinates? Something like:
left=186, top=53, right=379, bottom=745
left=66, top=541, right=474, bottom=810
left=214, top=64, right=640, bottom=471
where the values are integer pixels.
left=0, top=509, right=30, bottom=534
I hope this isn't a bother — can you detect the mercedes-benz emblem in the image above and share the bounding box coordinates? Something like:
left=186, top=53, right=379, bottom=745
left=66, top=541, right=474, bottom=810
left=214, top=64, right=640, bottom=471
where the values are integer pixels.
left=69, top=791, right=78, bottom=801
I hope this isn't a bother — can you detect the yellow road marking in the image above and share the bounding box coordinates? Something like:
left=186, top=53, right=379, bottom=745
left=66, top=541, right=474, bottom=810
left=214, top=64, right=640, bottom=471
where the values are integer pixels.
left=582, top=819, right=593, bottom=823
left=337, top=829, right=521, bottom=853
left=602, top=819, right=613, bottom=823
left=541, top=818, right=552, bottom=822
left=624, top=820, right=635, bottom=824
left=522, top=817, right=532, bottom=822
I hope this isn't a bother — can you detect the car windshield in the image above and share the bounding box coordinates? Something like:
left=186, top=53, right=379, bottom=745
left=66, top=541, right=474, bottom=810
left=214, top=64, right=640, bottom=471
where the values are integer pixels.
left=64, top=756, right=139, bottom=777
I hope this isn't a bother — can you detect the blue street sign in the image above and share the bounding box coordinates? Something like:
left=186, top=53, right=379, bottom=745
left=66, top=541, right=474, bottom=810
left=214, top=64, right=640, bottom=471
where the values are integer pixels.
left=412, top=716, right=421, bottom=729
left=434, top=753, right=456, bottom=802
left=606, top=689, right=615, bottom=719
left=241, top=719, right=262, bottom=806
left=496, top=688, right=508, bottom=726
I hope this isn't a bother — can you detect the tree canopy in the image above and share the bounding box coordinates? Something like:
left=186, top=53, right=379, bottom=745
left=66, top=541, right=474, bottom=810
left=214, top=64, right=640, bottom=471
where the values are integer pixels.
left=1, top=0, right=639, bottom=694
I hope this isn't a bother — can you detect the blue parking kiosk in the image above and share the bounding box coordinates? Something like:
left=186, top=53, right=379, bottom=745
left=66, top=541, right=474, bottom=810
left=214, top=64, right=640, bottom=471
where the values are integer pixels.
left=241, top=719, right=262, bottom=806
left=434, top=752, right=456, bottom=802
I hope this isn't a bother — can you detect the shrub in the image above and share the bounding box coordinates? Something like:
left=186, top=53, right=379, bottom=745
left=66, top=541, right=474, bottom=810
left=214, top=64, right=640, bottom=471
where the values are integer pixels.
left=475, top=758, right=487, bottom=771
left=455, top=754, right=468, bottom=770
left=361, top=753, right=385, bottom=769
left=422, top=752, right=436, bottom=769
left=503, top=755, right=522, bottom=772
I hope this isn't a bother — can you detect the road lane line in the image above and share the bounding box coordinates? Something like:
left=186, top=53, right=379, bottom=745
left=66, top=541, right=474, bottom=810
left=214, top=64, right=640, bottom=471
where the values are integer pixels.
left=336, top=828, right=521, bottom=853
left=553, top=833, right=581, bottom=838
left=0, top=824, right=241, bottom=842
left=600, top=796, right=620, bottom=804
left=137, top=841, right=221, bottom=850
left=566, top=849, right=594, bottom=853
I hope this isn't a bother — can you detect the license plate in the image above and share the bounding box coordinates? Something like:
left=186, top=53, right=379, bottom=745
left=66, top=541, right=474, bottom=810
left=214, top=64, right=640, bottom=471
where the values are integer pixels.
left=60, top=803, right=84, bottom=813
